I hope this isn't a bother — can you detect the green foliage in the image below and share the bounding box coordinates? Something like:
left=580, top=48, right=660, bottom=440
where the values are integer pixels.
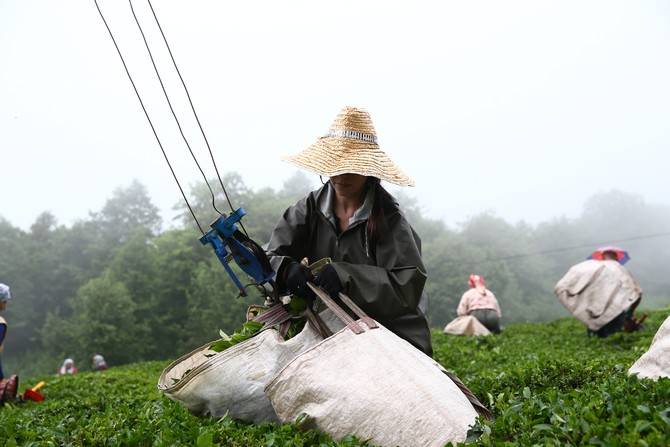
left=2, top=176, right=670, bottom=377
left=208, top=316, right=306, bottom=354
left=180, top=256, right=249, bottom=352
left=42, top=273, right=145, bottom=365
left=0, top=362, right=369, bottom=446
left=210, top=320, right=264, bottom=353
left=435, top=308, right=670, bottom=446
left=143, top=229, right=211, bottom=359
left=93, top=179, right=161, bottom=245
left=2, top=310, right=669, bottom=445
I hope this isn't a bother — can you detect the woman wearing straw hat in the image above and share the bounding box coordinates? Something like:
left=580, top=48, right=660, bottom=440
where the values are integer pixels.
left=266, top=106, right=432, bottom=355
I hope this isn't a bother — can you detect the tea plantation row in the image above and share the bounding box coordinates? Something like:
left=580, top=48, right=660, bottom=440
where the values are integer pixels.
left=1, top=309, right=668, bottom=446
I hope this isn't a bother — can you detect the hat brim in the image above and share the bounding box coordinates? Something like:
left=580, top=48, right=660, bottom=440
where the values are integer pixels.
left=282, top=137, right=415, bottom=187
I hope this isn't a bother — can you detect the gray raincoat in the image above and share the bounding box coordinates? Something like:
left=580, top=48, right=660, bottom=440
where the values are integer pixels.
left=266, top=182, right=432, bottom=355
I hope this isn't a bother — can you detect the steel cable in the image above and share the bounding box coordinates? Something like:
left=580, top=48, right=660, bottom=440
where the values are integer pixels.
left=451, top=231, right=670, bottom=268
left=128, top=0, right=223, bottom=218
left=145, top=0, right=245, bottom=234
left=93, top=0, right=204, bottom=235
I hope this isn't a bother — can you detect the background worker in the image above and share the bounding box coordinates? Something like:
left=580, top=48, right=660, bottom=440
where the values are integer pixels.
left=92, top=354, right=108, bottom=371
left=555, top=246, right=643, bottom=337
left=0, top=283, right=11, bottom=380
left=58, top=358, right=78, bottom=375
left=591, top=248, right=643, bottom=336
left=457, top=275, right=502, bottom=334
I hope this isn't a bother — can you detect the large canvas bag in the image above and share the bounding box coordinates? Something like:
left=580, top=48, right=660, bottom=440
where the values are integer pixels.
left=629, top=315, right=670, bottom=380
left=444, top=315, right=491, bottom=336
left=157, top=308, right=343, bottom=423
left=554, top=260, right=642, bottom=331
left=266, top=286, right=479, bottom=447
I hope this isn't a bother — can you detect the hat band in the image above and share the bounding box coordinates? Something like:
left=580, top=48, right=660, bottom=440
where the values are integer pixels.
left=325, top=129, right=378, bottom=144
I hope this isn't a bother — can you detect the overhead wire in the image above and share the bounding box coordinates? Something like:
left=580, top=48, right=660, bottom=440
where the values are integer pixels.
left=93, top=0, right=205, bottom=235
left=97, top=1, right=666, bottom=257
left=128, top=0, right=224, bottom=217
left=454, top=231, right=670, bottom=268
left=145, top=0, right=246, bottom=237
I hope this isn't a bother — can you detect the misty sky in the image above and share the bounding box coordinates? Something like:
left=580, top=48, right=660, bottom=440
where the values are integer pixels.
left=1, top=1, right=669, bottom=231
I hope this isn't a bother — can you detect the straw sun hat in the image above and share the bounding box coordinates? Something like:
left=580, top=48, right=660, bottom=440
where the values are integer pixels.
left=282, top=106, right=415, bottom=187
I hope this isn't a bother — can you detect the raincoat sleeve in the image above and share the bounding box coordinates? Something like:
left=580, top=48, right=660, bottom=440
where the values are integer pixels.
left=265, top=196, right=312, bottom=284
left=331, top=213, right=427, bottom=321
left=457, top=292, right=470, bottom=317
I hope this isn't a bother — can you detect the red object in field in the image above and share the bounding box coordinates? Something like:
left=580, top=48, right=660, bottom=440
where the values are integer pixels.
left=23, top=389, right=44, bottom=402
left=23, top=381, right=45, bottom=402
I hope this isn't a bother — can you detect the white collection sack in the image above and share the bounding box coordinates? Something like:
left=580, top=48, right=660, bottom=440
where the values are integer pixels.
left=444, top=315, right=491, bottom=336
left=157, top=309, right=342, bottom=423
left=554, top=260, right=642, bottom=331
left=266, top=286, right=479, bottom=447
left=629, top=315, right=670, bottom=380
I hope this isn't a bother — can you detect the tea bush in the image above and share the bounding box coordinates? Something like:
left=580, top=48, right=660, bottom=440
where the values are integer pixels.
left=1, top=309, right=668, bottom=446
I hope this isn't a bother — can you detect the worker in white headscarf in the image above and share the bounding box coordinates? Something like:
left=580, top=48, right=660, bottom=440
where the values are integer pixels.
left=92, top=354, right=108, bottom=371
left=58, top=358, right=78, bottom=375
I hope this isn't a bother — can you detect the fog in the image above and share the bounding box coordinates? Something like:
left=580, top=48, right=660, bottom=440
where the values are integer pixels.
left=1, top=0, right=669, bottom=230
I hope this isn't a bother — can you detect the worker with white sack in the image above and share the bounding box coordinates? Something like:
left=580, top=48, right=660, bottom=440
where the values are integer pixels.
left=554, top=247, right=644, bottom=337
left=264, top=106, right=490, bottom=446
left=629, top=314, right=670, bottom=380
left=444, top=274, right=501, bottom=335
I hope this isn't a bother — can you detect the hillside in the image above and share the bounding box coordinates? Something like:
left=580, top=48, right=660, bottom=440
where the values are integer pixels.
left=1, top=309, right=669, bottom=446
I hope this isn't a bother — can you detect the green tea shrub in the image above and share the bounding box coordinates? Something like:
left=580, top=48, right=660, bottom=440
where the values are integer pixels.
left=1, top=309, right=668, bottom=446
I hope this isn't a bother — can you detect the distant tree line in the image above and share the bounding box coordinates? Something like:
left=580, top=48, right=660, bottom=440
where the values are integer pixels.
left=1, top=172, right=668, bottom=371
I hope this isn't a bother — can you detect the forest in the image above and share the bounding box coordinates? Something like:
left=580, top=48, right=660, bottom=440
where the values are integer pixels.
left=1, top=171, right=669, bottom=374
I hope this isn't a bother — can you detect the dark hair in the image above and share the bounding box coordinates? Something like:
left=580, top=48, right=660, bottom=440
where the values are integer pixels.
left=366, top=178, right=392, bottom=258
left=602, top=250, right=618, bottom=261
